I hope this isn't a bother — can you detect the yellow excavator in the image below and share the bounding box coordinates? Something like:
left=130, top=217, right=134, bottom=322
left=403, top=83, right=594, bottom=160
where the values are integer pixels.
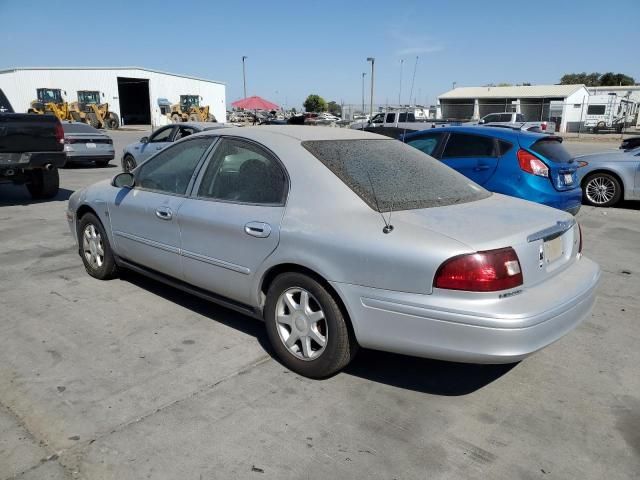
left=69, top=91, right=120, bottom=129
left=28, top=88, right=70, bottom=121
left=169, top=95, right=215, bottom=123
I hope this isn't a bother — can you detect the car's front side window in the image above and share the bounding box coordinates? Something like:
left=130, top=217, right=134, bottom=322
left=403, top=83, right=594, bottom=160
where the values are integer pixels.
left=136, top=137, right=212, bottom=195
left=149, top=127, right=174, bottom=143
left=197, top=138, right=287, bottom=205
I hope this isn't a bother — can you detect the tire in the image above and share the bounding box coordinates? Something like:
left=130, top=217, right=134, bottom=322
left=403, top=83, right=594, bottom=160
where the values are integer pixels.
left=122, top=154, right=136, bottom=172
left=105, top=113, right=120, bottom=129
left=77, top=213, right=119, bottom=280
left=188, top=113, right=200, bottom=122
left=26, top=168, right=59, bottom=199
left=171, top=114, right=182, bottom=123
left=86, top=112, right=101, bottom=128
left=207, top=114, right=217, bottom=122
left=583, top=172, right=622, bottom=207
left=264, top=272, right=357, bottom=378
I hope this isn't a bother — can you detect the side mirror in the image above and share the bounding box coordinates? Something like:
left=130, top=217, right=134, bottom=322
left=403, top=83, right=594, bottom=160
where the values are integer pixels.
left=140, top=136, right=149, bottom=143
left=112, top=172, right=135, bottom=188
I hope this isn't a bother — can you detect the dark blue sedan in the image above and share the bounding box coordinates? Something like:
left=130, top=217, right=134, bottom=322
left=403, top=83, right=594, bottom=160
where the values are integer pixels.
left=403, top=126, right=582, bottom=215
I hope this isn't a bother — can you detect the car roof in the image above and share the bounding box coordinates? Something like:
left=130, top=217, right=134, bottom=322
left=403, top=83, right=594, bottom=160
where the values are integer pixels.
left=405, top=125, right=550, bottom=141
left=194, top=125, right=385, bottom=142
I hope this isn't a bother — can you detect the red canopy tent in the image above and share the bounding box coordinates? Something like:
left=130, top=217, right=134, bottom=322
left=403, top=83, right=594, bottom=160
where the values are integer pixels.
left=232, top=96, right=280, bottom=111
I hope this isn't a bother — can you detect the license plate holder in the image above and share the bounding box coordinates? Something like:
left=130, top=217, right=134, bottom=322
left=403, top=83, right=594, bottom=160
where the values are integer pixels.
left=544, top=236, right=563, bottom=264
left=563, top=173, right=573, bottom=185
left=86, top=142, right=96, bottom=149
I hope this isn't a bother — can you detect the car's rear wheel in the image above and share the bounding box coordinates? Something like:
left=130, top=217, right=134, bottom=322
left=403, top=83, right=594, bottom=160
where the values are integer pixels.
left=26, top=168, right=59, bottom=199
left=122, top=154, right=136, bottom=172
left=583, top=172, right=622, bottom=207
left=78, top=213, right=119, bottom=280
left=264, top=272, right=357, bottom=378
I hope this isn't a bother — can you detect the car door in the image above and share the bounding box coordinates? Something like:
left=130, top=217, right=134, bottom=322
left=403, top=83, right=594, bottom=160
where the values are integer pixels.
left=108, top=137, right=213, bottom=279
left=178, top=137, right=288, bottom=305
left=439, top=132, right=499, bottom=185
left=137, top=125, right=176, bottom=163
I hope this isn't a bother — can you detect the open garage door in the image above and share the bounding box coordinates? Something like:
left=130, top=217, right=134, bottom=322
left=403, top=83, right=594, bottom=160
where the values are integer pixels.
left=117, top=77, right=151, bottom=125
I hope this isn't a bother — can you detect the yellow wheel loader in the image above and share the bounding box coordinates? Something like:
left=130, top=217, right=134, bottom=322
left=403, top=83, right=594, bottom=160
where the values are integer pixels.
left=28, top=88, right=70, bottom=122
left=168, top=95, right=216, bottom=123
left=69, top=91, right=120, bottom=129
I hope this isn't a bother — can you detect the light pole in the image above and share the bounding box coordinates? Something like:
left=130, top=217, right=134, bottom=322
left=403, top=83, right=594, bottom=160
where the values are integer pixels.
left=242, top=56, right=248, bottom=99
left=452, top=81, right=457, bottom=90
left=367, top=57, right=375, bottom=119
left=398, top=59, right=404, bottom=106
left=361, top=72, right=366, bottom=113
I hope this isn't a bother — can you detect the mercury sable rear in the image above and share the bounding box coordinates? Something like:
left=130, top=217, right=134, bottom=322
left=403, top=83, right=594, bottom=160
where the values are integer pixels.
left=67, top=126, right=600, bottom=378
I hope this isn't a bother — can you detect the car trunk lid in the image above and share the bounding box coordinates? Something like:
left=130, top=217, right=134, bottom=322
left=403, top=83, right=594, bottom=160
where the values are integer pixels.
left=522, top=135, right=578, bottom=191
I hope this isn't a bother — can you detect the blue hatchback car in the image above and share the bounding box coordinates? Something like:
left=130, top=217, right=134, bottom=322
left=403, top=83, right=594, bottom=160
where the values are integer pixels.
left=403, top=126, right=582, bottom=215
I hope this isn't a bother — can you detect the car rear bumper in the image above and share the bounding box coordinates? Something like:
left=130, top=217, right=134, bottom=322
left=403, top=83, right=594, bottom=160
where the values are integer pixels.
left=491, top=176, right=582, bottom=215
left=0, top=151, right=67, bottom=169
left=331, top=256, right=600, bottom=364
left=65, top=153, right=114, bottom=164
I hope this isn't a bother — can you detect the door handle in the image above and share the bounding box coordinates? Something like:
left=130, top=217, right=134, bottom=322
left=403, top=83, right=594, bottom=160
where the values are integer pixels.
left=155, top=207, right=173, bottom=220
left=244, top=222, right=271, bottom=238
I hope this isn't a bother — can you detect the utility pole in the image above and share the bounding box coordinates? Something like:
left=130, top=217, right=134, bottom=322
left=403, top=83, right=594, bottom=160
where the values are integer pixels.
left=242, top=56, right=248, bottom=99
left=361, top=72, right=366, bottom=113
left=367, top=57, right=375, bottom=119
left=398, top=59, right=404, bottom=106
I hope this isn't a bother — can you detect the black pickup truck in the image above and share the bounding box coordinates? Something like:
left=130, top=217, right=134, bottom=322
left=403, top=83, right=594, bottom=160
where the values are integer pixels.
left=0, top=89, right=67, bottom=199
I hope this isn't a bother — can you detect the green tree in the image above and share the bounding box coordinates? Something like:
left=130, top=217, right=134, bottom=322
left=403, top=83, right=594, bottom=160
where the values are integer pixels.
left=599, top=72, right=635, bottom=86
left=303, top=94, right=327, bottom=113
left=327, top=101, right=342, bottom=116
left=560, top=72, right=601, bottom=86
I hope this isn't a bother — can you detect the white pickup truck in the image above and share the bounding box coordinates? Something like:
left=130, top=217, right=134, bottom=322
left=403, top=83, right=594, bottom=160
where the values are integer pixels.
left=476, top=112, right=556, bottom=133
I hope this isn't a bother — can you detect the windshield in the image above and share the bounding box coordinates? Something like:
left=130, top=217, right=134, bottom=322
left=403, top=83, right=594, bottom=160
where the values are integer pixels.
left=530, top=138, right=573, bottom=163
left=181, top=96, right=199, bottom=108
left=78, top=91, right=100, bottom=104
left=302, top=139, right=490, bottom=212
left=38, top=89, right=62, bottom=103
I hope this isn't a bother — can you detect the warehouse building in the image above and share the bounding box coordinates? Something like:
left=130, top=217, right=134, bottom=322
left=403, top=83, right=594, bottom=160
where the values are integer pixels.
left=437, top=84, right=590, bottom=132
left=0, top=67, right=226, bottom=126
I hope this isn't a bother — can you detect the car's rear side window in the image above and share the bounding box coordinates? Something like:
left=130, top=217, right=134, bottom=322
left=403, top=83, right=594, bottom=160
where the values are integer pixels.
left=530, top=139, right=573, bottom=163
left=442, top=133, right=497, bottom=158
left=302, top=139, right=490, bottom=212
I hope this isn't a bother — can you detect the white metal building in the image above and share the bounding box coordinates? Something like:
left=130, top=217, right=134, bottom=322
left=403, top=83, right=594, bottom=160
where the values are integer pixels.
left=437, top=84, right=590, bottom=132
left=0, top=67, right=226, bottom=126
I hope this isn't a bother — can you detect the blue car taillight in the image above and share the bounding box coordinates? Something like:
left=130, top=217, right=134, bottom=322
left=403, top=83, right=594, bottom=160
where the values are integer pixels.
left=517, top=149, right=549, bottom=177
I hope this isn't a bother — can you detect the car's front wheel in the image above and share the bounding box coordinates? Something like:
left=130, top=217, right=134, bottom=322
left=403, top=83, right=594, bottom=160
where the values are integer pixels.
left=583, top=172, right=622, bottom=207
left=122, top=154, right=136, bottom=172
left=264, top=272, right=357, bottom=378
left=78, top=213, right=119, bottom=280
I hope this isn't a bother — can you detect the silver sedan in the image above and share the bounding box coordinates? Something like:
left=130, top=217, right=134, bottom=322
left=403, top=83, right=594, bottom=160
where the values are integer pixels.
left=576, top=147, right=640, bottom=207
left=66, top=126, right=600, bottom=378
left=62, top=122, right=114, bottom=167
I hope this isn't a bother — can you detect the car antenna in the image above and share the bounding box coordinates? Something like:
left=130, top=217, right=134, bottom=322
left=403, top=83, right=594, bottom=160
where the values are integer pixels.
left=366, top=170, right=394, bottom=234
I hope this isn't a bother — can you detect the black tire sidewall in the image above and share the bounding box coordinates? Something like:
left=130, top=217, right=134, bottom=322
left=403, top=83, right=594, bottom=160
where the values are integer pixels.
left=122, top=155, right=136, bottom=172
left=584, top=173, right=622, bottom=207
left=77, top=213, right=118, bottom=279
left=27, top=168, right=59, bottom=199
left=264, top=272, right=352, bottom=378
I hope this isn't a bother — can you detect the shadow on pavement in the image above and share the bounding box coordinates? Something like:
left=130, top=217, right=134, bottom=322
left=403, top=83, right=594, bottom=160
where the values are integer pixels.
left=344, top=349, right=518, bottom=396
left=0, top=187, right=74, bottom=206
left=119, top=270, right=518, bottom=395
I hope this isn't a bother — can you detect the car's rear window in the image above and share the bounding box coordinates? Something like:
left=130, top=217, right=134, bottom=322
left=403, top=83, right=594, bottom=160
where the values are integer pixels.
left=530, top=139, right=573, bottom=163
left=302, top=139, right=490, bottom=212
left=63, top=123, right=100, bottom=134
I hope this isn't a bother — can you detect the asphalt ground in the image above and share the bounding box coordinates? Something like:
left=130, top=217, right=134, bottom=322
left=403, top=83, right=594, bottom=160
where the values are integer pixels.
left=0, top=129, right=638, bottom=479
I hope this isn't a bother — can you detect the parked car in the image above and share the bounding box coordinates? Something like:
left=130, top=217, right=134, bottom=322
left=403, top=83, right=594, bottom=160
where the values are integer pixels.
left=0, top=89, right=66, bottom=199
left=475, top=112, right=556, bottom=133
left=575, top=147, right=640, bottom=207
left=121, top=122, right=226, bottom=172
left=67, top=126, right=599, bottom=378
left=620, top=136, right=640, bottom=151
left=403, top=126, right=582, bottom=215
left=62, top=122, right=114, bottom=167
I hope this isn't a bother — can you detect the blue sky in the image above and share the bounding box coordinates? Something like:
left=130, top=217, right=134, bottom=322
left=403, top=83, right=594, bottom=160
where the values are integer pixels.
left=1, top=0, right=638, bottom=109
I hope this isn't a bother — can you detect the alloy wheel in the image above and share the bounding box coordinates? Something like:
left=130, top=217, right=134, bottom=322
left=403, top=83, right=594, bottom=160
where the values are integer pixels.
left=585, top=176, right=616, bottom=205
left=275, top=287, right=328, bottom=361
left=82, top=224, right=104, bottom=270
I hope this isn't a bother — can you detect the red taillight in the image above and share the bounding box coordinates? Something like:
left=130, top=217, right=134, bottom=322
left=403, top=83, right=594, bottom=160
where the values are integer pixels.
left=434, top=247, right=523, bottom=292
left=54, top=121, right=64, bottom=144
left=517, top=149, right=549, bottom=177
